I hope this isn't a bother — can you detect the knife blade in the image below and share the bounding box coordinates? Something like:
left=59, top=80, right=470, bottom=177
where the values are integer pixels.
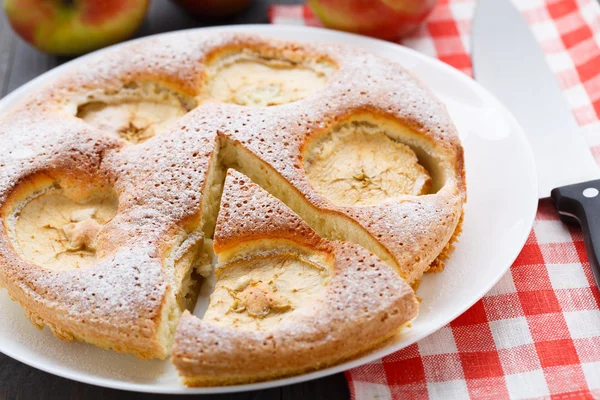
left=472, top=0, right=599, bottom=199
left=472, top=0, right=600, bottom=288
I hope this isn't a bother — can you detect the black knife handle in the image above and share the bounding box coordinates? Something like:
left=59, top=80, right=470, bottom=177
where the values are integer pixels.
left=551, top=180, right=600, bottom=288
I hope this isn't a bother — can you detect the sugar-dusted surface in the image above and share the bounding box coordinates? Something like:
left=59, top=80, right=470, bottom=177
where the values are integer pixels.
left=214, top=170, right=327, bottom=253
left=173, top=170, right=418, bottom=385
left=0, top=31, right=464, bottom=378
left=0, top=110, right=185, bottom=358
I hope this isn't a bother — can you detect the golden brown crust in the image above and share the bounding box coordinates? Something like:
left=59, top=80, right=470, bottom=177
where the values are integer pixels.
left=427, top=210, right=465, bottom=274
left=0, top=103, right=219, bottom=359
left=173, top=170, right=418, bottom=384
left=0, top=32, right=465, bottom=375
left=178, top=323, right=404, bottom=387
left=213, top=170, right=328, bottom=254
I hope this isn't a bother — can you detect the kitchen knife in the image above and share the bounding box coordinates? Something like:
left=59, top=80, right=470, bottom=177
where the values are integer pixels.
left=472, top=0, right=600, bottom=287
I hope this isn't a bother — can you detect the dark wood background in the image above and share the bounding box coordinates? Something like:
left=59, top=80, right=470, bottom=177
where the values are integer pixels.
left=0, top=1, right=350, bottom=399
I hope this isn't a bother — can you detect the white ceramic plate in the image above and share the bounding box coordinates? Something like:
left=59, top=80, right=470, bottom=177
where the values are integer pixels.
left=0, top=25, right=538, bottom=394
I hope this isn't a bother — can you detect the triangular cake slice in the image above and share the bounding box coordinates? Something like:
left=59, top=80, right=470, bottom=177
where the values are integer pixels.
left=172, top=170, right=418, bottom=386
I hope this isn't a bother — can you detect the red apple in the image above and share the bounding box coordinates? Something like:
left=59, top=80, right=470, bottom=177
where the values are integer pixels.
left=308, top=0, right=438, bottom=40
left=170, top=0, right=253, bottom=19
left=3, top=0, right=150, bottom=56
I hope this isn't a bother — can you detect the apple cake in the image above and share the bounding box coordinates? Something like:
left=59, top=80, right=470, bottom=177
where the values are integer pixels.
left=0, top=32, right=465, bottom=385
left=172, top=169, right=418, bottom=385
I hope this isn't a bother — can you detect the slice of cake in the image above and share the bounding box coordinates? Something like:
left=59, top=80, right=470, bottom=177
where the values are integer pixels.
left=172, top=170, right=418, bottom=386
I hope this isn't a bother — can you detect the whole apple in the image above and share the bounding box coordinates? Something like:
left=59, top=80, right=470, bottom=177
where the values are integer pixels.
left=3, top=0, right=150, bottom=56
left=170, top=0, right=253, bottom=19
left=308, top=0, right=438, bottom=40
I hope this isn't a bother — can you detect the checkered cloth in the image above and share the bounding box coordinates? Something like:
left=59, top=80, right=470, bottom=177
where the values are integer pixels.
left=270, top=1, right=600, bottom=398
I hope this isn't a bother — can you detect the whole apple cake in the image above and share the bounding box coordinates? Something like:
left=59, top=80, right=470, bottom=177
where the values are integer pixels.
left=0, top=32, right=465, bottom=386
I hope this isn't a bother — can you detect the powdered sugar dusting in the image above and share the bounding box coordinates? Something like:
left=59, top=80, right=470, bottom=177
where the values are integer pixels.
left=0, top=32, right=464, bottom=367
left=173, top=173, right=417, bottom=383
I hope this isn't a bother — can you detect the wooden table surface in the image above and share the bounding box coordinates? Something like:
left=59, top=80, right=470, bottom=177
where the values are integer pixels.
left=0, top=1, right=350, bottom=399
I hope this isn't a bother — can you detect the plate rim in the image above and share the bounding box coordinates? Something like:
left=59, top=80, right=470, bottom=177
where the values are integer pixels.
left=0, top=24, right=539, bottom=394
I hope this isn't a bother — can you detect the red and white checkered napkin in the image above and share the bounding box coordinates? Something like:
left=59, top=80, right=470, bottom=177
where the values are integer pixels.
left=270, top=1, right=600, bottom=398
